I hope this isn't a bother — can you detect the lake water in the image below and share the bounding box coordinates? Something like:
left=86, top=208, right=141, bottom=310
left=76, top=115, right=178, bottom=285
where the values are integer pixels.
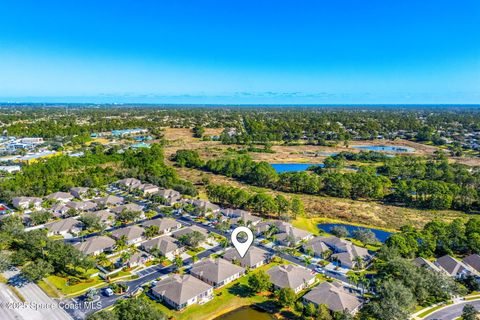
left=318, top=223, right=393, bottom=243
left=352, top=145, right=415, bottom=153
left=215, top=306, right=274, bottom=320
left=271, top=163, right=324, bottom=173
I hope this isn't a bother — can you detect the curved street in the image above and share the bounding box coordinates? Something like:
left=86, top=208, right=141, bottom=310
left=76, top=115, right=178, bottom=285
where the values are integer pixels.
left=425, top=300, right=480, bottom=320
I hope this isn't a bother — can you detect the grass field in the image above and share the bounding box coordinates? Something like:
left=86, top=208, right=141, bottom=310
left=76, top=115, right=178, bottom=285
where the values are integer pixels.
left=171, top=165, right=467, bottom=230
left=45, top=275, right=105, bottom=296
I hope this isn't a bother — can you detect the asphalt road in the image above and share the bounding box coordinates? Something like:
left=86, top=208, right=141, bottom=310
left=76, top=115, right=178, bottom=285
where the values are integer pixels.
left=1, top=270, right=72, bottom=320
left=425, top=300, right=480, bottom=320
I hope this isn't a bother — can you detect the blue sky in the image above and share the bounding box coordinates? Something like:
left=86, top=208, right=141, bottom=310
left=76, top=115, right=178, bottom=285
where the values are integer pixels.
left=0, top=0, right=479, bottom=104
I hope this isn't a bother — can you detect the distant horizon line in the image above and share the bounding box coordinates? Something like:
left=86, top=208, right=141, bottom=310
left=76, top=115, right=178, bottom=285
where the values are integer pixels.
left=1, top=102, right=480, bottom=107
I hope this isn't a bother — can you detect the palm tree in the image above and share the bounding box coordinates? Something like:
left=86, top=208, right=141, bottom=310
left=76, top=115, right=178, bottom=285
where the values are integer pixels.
left=353, top=256, right=364, bottom=270
left=303, top=255, right=312, bottom=267
left=192, top=254, right=199, bottom=263
left=174, top=255, right=183, bottom=270
left=115, top=235, right=128, bottom=251
left=347, top=272, right=359, bottom=288
left=220, top=237, right=229, bottom=249
left=96, top=253, right=110, bottom=268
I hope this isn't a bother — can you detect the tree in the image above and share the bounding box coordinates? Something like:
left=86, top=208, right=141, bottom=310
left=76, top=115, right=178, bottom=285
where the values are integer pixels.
left=362, top=279, right=415, bottom=320
left=117, top=210, right=141, bottom=224
left=352, top=229, right=378, bottom=246
left=462, top=304, right=478, bottom=320
left=0, top=252, right=11, bottom=272
left=78, top=213, right=104, bottom=231
left=86, top=310, right=118, bottom=320
left=248, top=270, right=271, bottom=293
left=304, top=302, right=317, bottom=317
left=330, top=226, right=349, bottom=238
left=290, top=196, right=304, bottom=218
left=173, top=255, right=183, bottom=269
left=115, top=297, right=167, bottom=320
left=178, top=231, right=206, bottom=248
left=316, top=304, right=333, bottom=320
left=29, top=211, right=53, bottom=226
left=276, top=287, right=297, bottom=308
left=21, top=259, right=54, bottom=282
left=144, top=225, right=159, bottom=238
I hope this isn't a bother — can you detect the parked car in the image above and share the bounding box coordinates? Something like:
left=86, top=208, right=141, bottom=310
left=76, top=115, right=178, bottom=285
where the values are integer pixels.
left=103, top=288, right=114, bottom=297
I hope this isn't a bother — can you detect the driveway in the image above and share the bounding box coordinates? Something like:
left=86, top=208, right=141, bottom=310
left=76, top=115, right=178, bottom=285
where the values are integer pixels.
left=425, top=300, right=480, bottom=320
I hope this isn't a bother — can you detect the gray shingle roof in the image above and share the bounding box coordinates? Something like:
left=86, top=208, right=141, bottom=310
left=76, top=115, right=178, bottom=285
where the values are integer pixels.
left=303, top=282, right=362, bottom=313
left=111, top=225, right=145, bottom=241
left=223, top=247, right=270, bottom=268
left=190, top=258, right=245, bottom=284
left=73, top=236, right=115, bottom=255
left=45, top=217, right=81, bottom=233
left=142, top=218, right=181, bottom=232
left=267, top=264, right=315, bottom=290
left=142, top=236, right=179, bottom=255
left=152, top=274, right=212, bottom=306
left=463, top=254, right=480, bottom=273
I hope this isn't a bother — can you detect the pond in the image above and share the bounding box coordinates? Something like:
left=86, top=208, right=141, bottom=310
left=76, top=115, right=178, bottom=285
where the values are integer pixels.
left=352, top=145, right=415, bottom=153
left=270, top=163, right=324, bottom=173
left=318, top=223, right=393, bottom=243
left=215, top=306, right=274, bottom=320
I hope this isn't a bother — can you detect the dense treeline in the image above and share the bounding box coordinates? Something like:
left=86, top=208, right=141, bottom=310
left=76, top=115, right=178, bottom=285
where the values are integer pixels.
left=386, top=218, right=480, bottom=258
left=0, top=144, right=196, bottom=203
left=0, top=216, right=94, bottom=281
left=172, top=149, right=480, bottom=211
left=359, top=247, right=462, bottom=320
left=3, top=105, right=480, bottom=150
left=206, top=183, right=304, bottom=219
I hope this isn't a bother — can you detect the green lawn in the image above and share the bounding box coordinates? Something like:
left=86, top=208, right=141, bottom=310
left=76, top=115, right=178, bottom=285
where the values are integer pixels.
left=38, top=280, right=61, bottom=298
left=46, top=275, right=106, bottom=296
left=144, top=261, right=285, bottom=320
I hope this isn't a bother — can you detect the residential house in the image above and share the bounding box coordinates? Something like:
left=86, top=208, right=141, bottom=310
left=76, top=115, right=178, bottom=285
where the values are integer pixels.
left=93, top=195, right=124, bottom=208
left=303, top=282, right=363, bottom=315
left=172, top=225, right=210, bottom=243
left=190, top=258, right=245, bottom=288
left=230, top=212, right=262, bottom=227
left=117, top=178, right=142, bottom=189
left=463, top=254, right=480, bottom=273
left=191, top=199, right=220, bottom=216
left=222, top=246, right=271, bottom=269
left=137, top=183, right=159, bottom=195
left=46, top=192, right=74, bottom=203
left=151, top=274, right=213, bottom=310
left=267, top=264, right=316, bottom=294
left=50, top=203, right=70, bottom=218
left=275, top=225, right=313, bottom=247
left=12, top=197, right=42, bottom=210
left=111, top=202, right=144, bottom=213
left=66, top=201, right=97, bottom=212
left=331, top=244, right=372, bottom=269
left=70, top=187, right=89, bottom=199
left=142, top=218, right=182, bottom=235
left=126, top=252, right=151, bottom=268
left=435, top=255, right=477, bottom=278
left=412, top=257, right=442, bottom=273
left=156, top=189, right=181, bottom=205
left=141, top=236, right=183, bottom=260
left=89, top=210, right=116, bottom=226
left=302, top=237, right=332, bottom=258
left=45, top=217, right=82, bottom=236
left=73, top=235, right=116, bottom=256
left=111, top=225, right=145, bottom=245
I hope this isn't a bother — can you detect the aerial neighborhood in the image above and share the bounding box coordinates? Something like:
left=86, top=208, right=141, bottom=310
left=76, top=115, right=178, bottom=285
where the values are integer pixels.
left=2, top=107, right=480, bottom=320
